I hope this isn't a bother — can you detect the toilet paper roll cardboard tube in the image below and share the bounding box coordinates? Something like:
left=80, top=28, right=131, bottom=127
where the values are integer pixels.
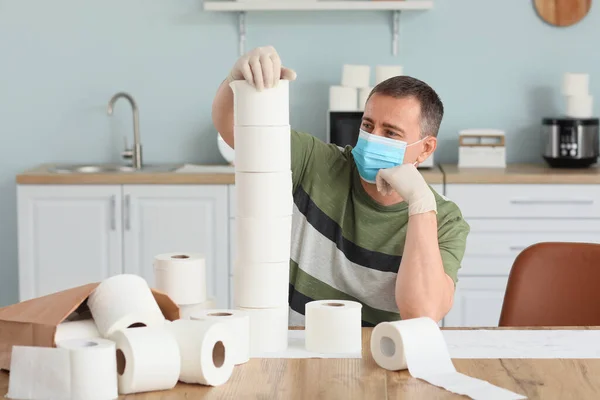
left=0, top=282, right=180, bottom=371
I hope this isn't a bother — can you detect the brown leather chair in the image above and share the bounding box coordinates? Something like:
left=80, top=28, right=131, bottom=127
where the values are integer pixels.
left=499, top=242, right=600, bottom=327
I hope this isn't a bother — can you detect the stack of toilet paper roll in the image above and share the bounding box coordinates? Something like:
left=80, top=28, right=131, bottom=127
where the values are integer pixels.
left=7, top=274, right=237, bottom=399
left=563, top=72, right=594, bottom=118
left=329, top=65, right=403, bottom=112
left=229, top=79, right=292, bottom=355
left=153, top=253, right=216, bottom=319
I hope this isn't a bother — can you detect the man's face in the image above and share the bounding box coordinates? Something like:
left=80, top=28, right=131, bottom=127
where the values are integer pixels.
left=360, top=93, right=436, bottom=164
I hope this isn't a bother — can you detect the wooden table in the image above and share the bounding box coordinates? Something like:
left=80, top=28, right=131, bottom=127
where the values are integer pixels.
left=1, top=327, right=599, bottom=399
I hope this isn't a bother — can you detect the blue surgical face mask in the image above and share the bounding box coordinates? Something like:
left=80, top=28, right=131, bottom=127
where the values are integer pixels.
left=351, top=129, right=424, bottom=183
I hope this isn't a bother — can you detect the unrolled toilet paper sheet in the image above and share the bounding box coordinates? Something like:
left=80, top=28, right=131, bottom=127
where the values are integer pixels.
left=253, top=329, right=362, bottom=359
left=443, top=329, right=600, bottom=359
left=371, top=318, right=526, bottom=400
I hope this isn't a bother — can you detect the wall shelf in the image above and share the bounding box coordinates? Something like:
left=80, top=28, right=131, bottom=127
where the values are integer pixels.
left=203, top=1, right=434, bottom=56
left=204, top=1, right=433, bottom=12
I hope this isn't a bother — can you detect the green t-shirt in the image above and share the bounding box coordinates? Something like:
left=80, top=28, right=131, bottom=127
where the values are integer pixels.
left=288, top=129, right=470, bottom=327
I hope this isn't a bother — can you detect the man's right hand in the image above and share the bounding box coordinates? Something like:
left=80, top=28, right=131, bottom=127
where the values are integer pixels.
left=226, top=46, right=297, bottom=91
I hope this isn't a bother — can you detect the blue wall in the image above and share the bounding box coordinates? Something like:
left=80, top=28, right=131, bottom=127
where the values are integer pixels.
left=0, top=0, right=597, bottom=305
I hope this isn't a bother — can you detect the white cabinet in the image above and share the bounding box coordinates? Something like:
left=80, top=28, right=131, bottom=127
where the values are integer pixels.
left=17, top=185, right=123, bottom=301
left=122, top=185, right=229, bottom=307
left=17, top=184, right=230, bottom=307
left=444, top=277, right=509, bottom=327
left=444, top=183, right=600, bottom=327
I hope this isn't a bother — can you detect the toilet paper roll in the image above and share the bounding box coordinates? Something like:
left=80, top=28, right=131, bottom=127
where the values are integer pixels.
left=230, top=80, right=289, bottom=126
left=305, top=300, right=362, bottom=354
left=358, top=87, right=373, bottom=111
left=329, top=86, right=359, bottom=111
left=190, top=309, right=250, bottom=365
left=233, top=260, right=290, bottom=308
left=111, top=326, right=181, bottom=395
left=55, top=319, right=101, bottom=343
left=236, top=306, right=289, bottom=354
left=56, top=338, right=118, bottom=400
left=375, top=65, right=403, bottom=85
left=7, top=346, right=71, bottom=400
left=168, top=319, right=235, bottom=385
left=341, top=64, right=371, bottom=88
left=234, top=126, right=292, bottom=172
left=562, top=72, right=589, bottom=96
left=235, top=216, right=292, bottom=262
left=566, top=95, right=594, bottom=118
left=370, top=317, right=526, bottom=399
left=235, top=171, right=293, bottom=218
left=153, top=253, right=207, bottom=305
left=88, top=274, right=166, bottom=338
left=179, top=297, right=217, bottom=320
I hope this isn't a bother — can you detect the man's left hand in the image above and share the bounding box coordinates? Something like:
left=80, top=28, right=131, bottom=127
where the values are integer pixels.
left=376, top=164, right=437, bottom=216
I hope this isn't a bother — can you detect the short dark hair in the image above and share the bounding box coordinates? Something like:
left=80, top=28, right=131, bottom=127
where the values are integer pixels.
left=368, top=76, right=444, bottom=138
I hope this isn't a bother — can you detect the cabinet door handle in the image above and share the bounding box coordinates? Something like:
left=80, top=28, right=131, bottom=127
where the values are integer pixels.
left=124, top=195, right=131, bottom=231
left=110, top=195, right=116, bottom=231
left=510, top=198, right=593, bottom=205
left=509, top=246, right=526, bottom=252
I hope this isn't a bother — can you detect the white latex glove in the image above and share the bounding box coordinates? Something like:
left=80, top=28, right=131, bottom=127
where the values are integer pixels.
left=376, top=164, right=437, bottom=216
left=226, top=46, right=297, bottom=91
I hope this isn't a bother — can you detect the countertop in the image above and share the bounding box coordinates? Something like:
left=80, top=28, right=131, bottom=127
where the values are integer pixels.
left=441, top=163, right=600, bottom=184
left=17, top=163, right=600, bottom=185
left=1, top=327, right=598, bottom=399
left=15, top=163, right=445, bottom=185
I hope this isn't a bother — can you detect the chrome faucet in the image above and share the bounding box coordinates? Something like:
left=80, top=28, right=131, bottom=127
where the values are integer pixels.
left=107, top=92, right=142, bottom=169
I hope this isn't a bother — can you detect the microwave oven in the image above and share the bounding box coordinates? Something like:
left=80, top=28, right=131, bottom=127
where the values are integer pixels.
left=326, top=111, right=435, bottom=168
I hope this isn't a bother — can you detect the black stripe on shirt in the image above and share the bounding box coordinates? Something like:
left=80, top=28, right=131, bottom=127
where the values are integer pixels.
left=293, top=185, right=402, bottom=273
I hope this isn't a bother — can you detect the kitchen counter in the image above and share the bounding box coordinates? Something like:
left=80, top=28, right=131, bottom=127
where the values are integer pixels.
left=441, top=163, right=600, bottom=184
left=16, top=164, right=445, bottom=185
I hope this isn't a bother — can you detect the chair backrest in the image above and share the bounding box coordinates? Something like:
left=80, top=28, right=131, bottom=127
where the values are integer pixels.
left=499, top=242, right=600, bottom=327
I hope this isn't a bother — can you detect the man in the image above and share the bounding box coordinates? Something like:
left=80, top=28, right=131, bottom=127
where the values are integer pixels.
left=212, top=46, right=470, bottom=326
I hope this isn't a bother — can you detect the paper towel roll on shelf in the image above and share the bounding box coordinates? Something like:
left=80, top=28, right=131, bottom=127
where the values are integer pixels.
left=111, top=325, right=181, bottom=395
left=56, top=338, right=119, bottom=400
left=235, top=216, right=292, bottom=262
left=237, top=306, right=289, bottom=354
left=230, top=80, right=289, bottom=126
left=329, top=86, right=359, bottom=111
left=88, top=274, right=166, bottom=338
left=562, top=72, right=589, bottom=96
left=342, top=64, right=371, bottom=88
left=55, top=319, right=101, bottom=343
left=190, top=309, right=250, bottom=365
left=235, top=171, right=293, bottom=218
left=233, top=260, right=290, bottom=308
left=234, top=126, right=292, bottom=172
left=375, top=65, right=403, bottom=85
left=305, top=300, right=362, bottom=354
left=566, top=95, right=594, bottom=118
left=168, top=319, right=235, bottom=386
left=153, top=253, right=207, bottom=306
left=179, top=297, right=217, bottom=320
left=358, top=87, right=373, bottom=111
left=370, top=317, right=526, bottom=399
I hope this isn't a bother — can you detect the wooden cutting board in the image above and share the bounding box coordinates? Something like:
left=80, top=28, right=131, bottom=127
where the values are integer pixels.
left=534, top=0, right=592, bottom=27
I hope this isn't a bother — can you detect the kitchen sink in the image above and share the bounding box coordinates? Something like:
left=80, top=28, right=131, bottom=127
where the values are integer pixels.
left=47, top=163, right=181, bottom=174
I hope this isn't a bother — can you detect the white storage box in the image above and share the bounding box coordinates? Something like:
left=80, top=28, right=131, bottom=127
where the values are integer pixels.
left=458, top=129, right=506, bottom=168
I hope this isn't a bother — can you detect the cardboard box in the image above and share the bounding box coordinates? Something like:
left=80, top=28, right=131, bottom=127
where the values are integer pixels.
left=0, top=282, right=180, bottom=371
